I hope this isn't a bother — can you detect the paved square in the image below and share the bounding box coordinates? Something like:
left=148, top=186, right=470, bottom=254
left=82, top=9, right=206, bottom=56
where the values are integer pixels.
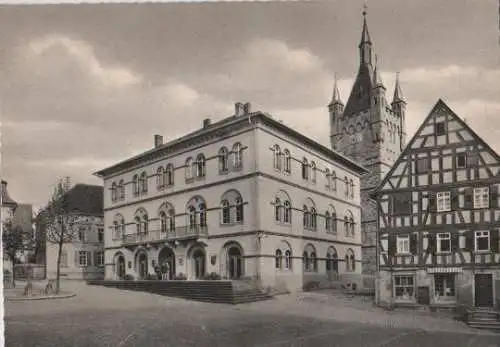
left=5, top=282, right=500, bottom=346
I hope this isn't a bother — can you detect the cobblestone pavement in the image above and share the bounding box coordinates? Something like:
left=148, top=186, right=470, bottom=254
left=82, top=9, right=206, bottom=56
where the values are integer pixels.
left=5, top=281, right=500, bottom=347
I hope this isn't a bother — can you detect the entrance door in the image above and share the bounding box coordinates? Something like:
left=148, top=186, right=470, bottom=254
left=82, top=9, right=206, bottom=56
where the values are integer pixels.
left=474, top=274, right=494, bottom=307
left=138, top=254, right=148, bottom=280
left=193, top=250, right=205, bottom=279
left=117, top=256, right=125, bottom=279
left=228, top=247, right=243, bottom=279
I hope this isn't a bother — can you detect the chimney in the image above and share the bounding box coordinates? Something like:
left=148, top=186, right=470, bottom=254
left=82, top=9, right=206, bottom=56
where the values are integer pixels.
left=234, top=102, right=244, bottom=117
left=154, top=134, right=163, bottom=148
left=243, top=102, right=251, bottom=115
left=203, top=118, right=211, bottom=128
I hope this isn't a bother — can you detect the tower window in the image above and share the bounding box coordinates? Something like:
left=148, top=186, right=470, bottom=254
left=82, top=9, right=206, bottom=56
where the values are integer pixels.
left=435, top=122, right=446, bottom=136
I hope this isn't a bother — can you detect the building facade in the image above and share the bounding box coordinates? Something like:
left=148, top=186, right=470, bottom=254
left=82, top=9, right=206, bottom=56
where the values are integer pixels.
left=329, top=10, right=407, bottom=275
left=2, top=180, right=19, bottom=276
left=44, top=184, right=105, bottom=280
left=373, top=100, right=500, bottom=309
left=95, top=104, right=367, bottom=292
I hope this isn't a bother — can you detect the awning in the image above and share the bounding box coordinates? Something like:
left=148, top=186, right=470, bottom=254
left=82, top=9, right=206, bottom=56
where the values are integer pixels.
left=427, top=267, right=463, bottom=273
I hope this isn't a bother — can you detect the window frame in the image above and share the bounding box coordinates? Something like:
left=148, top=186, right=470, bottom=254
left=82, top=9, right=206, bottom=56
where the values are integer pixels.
left=473, top=187, right=489, bottom=209
left=78, top=251, right=88, bottom=267
left=475, top=230, right=490, bottom=252
left=436, top=232, right=451, bottom=253
left=456, top=153, right=467, bottom=169
left=436, top=191, right=451, bottom=212
left=396, top=235, right=410, bottom=254
left=393, top=274, right=415, bottom=301
left=434, top=274, right=456, bottom=300
left=435, top=121, right=446, bottom=136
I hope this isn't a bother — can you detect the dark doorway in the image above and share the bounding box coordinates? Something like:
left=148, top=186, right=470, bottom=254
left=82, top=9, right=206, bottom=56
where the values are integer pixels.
left=137, top=253, right=148, bottom=280
left=158, top=247, right=176, bottom=280
left=228, top=247, right=243, bottom=279
left=116, top=255, right=126, bottom=280
left=474, top=274, right=494, bottom=307
left=193, top=249, right=205, bottom=279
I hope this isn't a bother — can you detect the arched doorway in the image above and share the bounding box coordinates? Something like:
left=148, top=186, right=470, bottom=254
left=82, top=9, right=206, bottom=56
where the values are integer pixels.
left=227, top=246, right=243, bottom=279
left=158, top=247, right=176, bottom=280
left=192, top=249, right=205, bottom=279
left=115, top=253, right=126, bottom=280
left=136, top=251, right=148, bottom=280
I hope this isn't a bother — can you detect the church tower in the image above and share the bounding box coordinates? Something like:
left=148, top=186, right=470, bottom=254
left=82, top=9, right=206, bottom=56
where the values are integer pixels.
left=329, top=8, right=407, bottom=275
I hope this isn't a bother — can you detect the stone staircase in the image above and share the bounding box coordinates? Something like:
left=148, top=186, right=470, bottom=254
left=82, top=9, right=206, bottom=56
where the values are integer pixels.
left=467, top=308, right=500, bottom=331
left=87, top=279, right=273, bottom=305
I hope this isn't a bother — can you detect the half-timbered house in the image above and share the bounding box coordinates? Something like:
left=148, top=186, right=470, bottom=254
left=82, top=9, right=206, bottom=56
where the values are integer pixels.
left=372, top=99, right=500, bottom=309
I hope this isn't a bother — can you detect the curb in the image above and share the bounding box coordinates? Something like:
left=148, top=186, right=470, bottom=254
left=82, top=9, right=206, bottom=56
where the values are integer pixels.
left=6, top=292, right=77, bottom=301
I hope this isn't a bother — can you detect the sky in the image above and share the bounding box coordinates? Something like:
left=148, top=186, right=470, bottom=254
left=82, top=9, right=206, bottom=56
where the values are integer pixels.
left=1, top=0, right=499, bottom=209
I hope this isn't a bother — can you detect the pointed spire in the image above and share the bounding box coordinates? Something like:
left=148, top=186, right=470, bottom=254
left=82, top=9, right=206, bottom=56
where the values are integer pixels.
left=331, top=73, right=343, bottom=105
left=392, top=72, right=405, bottom=103
left=358, top=2, right=372, bottom=65
left=373, top=54, right=384, bottom=88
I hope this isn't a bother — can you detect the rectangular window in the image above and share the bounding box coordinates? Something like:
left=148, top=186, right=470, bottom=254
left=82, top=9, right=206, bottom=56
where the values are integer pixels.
left=416, top=157, right=429, bottom=174
left=78, top=251, right=88, bottom=267
left=456, top=153, right=466, bottom=168
left=436, top=233, right=451, bottom=253
left=394, top=275, right=415, bottom=301
left=78, top=230, right=86, bottom=243
left=435, top=122, right=446, bottom=135
left=436, top=191, right=451, bottom=212
left=397, top=235, right=410, bottom=254
left=473, top=187, right=489, bottom=209
left=475, top=231, right=490, bottom=252
left=96, top=251, right=104, bottom=266
left=434, top=274, right=455, bottom=299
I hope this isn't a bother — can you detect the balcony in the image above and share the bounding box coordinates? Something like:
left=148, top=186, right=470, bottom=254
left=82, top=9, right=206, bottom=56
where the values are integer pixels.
left=119, top=225, right=208, bottom=245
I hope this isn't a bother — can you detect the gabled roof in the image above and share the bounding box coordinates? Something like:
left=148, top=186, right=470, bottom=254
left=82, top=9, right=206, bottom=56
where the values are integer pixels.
left=371, top=99, right=500, bottom=198
left=51, top=184, right=103, bottom=216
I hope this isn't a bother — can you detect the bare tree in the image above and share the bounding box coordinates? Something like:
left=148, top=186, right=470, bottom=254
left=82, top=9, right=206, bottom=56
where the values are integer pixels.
left=41, top=177, right=80, bottom=293
left=2, top=218, right=30, bottom=288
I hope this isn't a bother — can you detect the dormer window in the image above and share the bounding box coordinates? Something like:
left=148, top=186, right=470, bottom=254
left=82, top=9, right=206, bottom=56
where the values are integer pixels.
left=435, top=122, right=446, bottom=136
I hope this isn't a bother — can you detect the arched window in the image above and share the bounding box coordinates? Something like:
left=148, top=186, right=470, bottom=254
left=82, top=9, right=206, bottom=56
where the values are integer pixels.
left=350, top=179, right=354, bottom=199
left=303, top=205, right=309, bottom=228
left=273, top=145, right=281, bottom=170
left=185, top=158, right=193, bottom=180
left=188, top=206, right=196, bottom=229
left=302, top=158, right=309, bottom=180
left=275, top=249, right=282, bottom=269
left=310, top=161, right=316, bottom=182
left=196, top=154, right=206, bottom=177
left=133, top=174, right=139, bottom=196
left=113, top=214, right=125, bottom=239
left=283, top=201, right=291, bottom=224
left=344, top=216, right=349, bottom=236
left=157, top=166, right=165, bottom=189
left=218, top=147, right=228, bottom=173
left=344, top=176, right=349, bottom=197
left=310, top=208, right=317, bottom=230
left=331, top=171, right=337, bottom=191
left=325, top=169, right=330, bottom=188
left=165, top=164, right=174, bottom=186
left=325, top=211, right=331, bottom=231
left=111, top=182, right=117, bottom=202
left=235, top=198, right=244, bottom=222
left=140, top=172, right=148, bottom=193
left=135, top=216, right=141, bottom=233
left=326, top=252, right=331, bottom=271
left=285, top=250, right=292, bottom=269
left=118, top=180, right=125, bottom=200
left=199, top=203, right=207, bottom=227
left=350, top=216, right=355, bottom=236
left=168, top=209, right=175, bottom=231
left=221, top=200, right=230, bottom=224
left=275, top=198, right=282, bottom=222
left=331, top=208, right=337, bottom=234
left=310, top=252, right=317, bottom=272
left=283, top=149, right=291, bottom=173
left=233, top=143, right=243, bottom=169
left=160, top=211, right=167, bottom=233
left=326, top=247, right=338, bottom=272
left=142, top=214, right=149, bottom=234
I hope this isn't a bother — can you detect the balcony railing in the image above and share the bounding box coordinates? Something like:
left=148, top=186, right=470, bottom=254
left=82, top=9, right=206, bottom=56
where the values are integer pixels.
left=120, top=225, right=208, bottom=244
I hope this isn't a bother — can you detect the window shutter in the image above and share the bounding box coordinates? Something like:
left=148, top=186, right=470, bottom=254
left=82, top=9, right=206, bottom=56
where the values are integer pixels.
left=451, top=189, right=459, bottom=210
left=464, top=188, right=473, bottom=209
left=465, top=231, right=474, bottom=251
left=87, top=251, right=92, bottom=266
left=410, top=234, right=418, bottom=255
left=388, top=234, right=397, bottom=256
left=451, top=233, right=459, bottom=251
left=74, top=251, right=79, bottom=267
left=490, top=185, right=498, bottom=208
left=491, top=229, right=499, bottom=253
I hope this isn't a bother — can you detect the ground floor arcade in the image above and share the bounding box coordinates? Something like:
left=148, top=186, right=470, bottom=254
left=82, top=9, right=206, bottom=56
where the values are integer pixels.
left=104, top=233, right=366, bottom=292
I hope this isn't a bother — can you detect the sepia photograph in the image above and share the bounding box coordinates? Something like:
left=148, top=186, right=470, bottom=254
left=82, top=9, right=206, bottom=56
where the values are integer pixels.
left=1, top=0, right=500, bottom=346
